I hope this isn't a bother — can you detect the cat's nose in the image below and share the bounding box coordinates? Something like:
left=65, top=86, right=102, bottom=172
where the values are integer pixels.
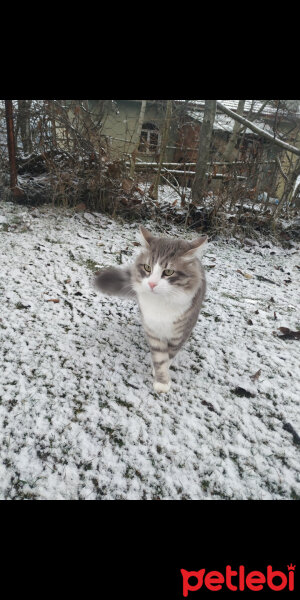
left=148, top=281, right=157, bottom=290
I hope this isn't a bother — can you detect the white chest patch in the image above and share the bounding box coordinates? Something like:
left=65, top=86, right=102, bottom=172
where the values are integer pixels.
left=137, top=292, right=192, bottom=340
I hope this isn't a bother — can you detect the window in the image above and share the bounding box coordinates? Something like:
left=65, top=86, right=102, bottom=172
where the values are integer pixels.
left=138, top=122, right=160, bottom=153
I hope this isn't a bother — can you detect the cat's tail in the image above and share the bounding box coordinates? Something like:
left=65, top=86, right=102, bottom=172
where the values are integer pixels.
left=94, top=266, right=136, bottom=300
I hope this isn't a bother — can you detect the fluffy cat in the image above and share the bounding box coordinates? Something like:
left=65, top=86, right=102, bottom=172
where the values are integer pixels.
left=95, top=226, right=207, bottom=393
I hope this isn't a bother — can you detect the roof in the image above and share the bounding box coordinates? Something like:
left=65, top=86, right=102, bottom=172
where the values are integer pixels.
left=186, top=109, right=275, bottom=135
left=176, top=100, right=300, bottom=119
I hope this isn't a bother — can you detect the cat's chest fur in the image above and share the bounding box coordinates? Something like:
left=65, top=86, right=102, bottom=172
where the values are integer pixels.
left=137, top=292, right=191, bottom=340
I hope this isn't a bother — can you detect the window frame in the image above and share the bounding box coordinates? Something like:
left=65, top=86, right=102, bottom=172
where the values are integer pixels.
left=138, top=123, right=161, bottom=154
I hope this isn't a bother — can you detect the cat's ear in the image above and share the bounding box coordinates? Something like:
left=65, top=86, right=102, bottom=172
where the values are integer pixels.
left=182, top=235, right=208, bottom=260
left=137, top=225, right=154, bottom=248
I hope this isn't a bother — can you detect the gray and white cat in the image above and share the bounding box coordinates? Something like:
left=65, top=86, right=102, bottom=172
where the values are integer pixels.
left=95, top=226, right=207, bottom=393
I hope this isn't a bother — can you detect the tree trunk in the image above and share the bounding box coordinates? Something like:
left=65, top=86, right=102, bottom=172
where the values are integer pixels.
left=129, top=100, right=147, bottom=178
left=223, top=100, right=245, bottom=161
left=192, top=100, right=216, bottom=204
left=149, top=100, right=172, bottom=200
left=272, top=157, right=300, bottom=221
left=5, top=100, right=18, bottom=190
left=17, top=100, right=33, bottom=154
left=47, top=100, right=57, bottom=147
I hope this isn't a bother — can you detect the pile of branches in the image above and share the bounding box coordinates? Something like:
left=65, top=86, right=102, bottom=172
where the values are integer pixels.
left=3, top=147, right=136, bottom=213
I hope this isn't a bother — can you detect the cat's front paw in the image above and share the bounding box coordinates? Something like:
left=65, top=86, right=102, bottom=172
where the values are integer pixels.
left=153, top=380, right=171, bottom=394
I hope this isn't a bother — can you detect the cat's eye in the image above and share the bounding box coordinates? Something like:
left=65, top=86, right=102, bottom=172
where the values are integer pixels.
left=144, top=264, right=151, bottom=273
left=163, top=269, right=174, bottom=277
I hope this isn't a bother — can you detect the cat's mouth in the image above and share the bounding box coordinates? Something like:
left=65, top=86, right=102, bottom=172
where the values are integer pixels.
left=142, top=285, right=159, bottom=295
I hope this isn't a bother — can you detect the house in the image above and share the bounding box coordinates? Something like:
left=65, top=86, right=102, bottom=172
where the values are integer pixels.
left=84, top=100, right=300, bottom=197
left=173, top=100, right=300, bottom=197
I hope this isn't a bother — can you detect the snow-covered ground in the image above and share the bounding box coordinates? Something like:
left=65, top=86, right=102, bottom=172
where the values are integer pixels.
left=0, top=200, right=299, bottom=500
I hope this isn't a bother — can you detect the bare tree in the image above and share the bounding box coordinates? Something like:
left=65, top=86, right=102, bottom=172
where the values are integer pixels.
left=47, top=100, right=57, bottom=147
left=5, top=100, right=17, bottom=190
left=129, top=100, right=147, bottom=178
left=192, top=100, right=217, bottom=204
left=223, top=100, right=245, bottom=161
left=149, top=100, right=172, bottom=200
left=272, top=156, right=300, bottom=221
left=16, top=100, right=33, bottom=154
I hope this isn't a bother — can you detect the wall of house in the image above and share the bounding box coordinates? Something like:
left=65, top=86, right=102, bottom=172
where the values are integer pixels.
left=90, top=100, right=178, bottom=162
left=174, top=122, right=200, bottom=162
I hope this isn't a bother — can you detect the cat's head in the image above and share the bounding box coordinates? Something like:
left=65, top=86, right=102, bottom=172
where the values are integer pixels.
left=133, top=225, right=207, bottom=298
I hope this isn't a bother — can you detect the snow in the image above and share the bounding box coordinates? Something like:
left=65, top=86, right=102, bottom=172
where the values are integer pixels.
left=0, top=198, right=299, bottom=500
left=139, top=182, right=183, bottom=205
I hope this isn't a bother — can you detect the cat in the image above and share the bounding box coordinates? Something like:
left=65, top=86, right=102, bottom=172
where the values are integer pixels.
left=95, top=226, right=207, bottom=393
